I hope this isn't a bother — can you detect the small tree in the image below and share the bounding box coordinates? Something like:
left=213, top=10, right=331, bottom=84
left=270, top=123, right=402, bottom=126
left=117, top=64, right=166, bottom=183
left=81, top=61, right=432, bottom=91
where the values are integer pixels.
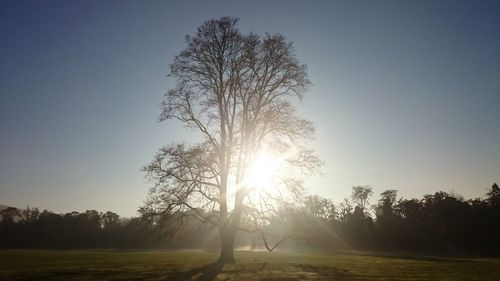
left=486, top=182, right=500, bottom=207
left=375, top=190, right=399, bottom=244
left=351, top=185, right=373, bottom=212
left=142, top=17, right=320, bottom=263
left=375, top=189, right=398, bottom=218
left=304, top=195, right=336, bottom=222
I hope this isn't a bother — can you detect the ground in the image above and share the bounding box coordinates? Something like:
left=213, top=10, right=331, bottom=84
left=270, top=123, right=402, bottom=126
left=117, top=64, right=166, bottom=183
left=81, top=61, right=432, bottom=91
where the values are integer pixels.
left=0, top=250, right=499, bottom=281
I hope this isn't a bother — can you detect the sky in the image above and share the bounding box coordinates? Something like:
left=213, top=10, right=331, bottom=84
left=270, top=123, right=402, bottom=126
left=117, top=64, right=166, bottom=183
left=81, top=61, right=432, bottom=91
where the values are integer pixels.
left=1, top=0, right=499, bottom=217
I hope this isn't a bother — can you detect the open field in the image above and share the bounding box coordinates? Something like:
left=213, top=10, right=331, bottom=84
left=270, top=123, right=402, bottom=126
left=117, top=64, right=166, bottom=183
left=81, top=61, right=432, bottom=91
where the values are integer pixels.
left=0, top=250, right=499, bottom=281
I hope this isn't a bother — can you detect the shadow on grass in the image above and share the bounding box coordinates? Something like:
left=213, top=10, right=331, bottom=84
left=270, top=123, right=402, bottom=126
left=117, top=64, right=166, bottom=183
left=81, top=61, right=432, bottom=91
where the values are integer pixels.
left=163, top=261, right=356, bottom=281
left=6, top=264, right=224, bottom=281
left=163, top=262, right=225, bottom=281
left=6, top=260, right=356, bottom=281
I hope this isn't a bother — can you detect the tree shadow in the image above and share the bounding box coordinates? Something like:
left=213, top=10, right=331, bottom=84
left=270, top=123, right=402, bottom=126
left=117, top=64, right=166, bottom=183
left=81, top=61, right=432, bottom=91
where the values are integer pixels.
left=296, top=264, right=353, bottom=280
left=162, top=261, right=225, bottom=281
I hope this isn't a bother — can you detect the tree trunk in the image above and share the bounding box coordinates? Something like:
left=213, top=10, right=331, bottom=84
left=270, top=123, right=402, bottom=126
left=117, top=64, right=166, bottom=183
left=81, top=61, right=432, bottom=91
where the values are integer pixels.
left=218, top=190, right=245, bottom=263
left=218, top=226, right=236, bottom=263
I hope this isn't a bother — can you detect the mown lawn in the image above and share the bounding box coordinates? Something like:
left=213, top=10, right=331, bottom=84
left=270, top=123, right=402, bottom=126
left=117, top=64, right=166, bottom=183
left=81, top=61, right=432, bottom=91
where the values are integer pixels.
left=0, top=250, right=498, bottom=280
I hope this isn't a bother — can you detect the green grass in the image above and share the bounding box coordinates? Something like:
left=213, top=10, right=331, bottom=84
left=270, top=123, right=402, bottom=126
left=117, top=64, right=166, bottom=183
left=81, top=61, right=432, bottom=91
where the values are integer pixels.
left=0, top=250, right=499, bottom=280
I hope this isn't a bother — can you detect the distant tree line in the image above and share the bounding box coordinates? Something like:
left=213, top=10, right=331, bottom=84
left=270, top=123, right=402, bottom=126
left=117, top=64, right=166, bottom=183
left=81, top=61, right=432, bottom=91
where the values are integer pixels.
left=1, top=183, right=499, bottom=255
left=0, top=208, right=215, bottom=249
left=292, top=183, right=500, bottom=256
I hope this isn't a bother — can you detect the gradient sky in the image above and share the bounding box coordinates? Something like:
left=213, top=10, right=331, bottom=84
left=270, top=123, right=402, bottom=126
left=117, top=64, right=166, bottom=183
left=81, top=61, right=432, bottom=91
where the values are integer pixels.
left=1, top=0, right=499, bottom=216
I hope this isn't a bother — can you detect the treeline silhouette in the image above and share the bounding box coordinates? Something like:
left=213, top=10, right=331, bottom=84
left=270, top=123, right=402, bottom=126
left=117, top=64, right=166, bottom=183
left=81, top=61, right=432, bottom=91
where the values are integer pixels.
left=0, top=208, right=214, bottom=249
left=1, top=183, right=498, bottom=255
left=293, top=183, right=500, bottom=256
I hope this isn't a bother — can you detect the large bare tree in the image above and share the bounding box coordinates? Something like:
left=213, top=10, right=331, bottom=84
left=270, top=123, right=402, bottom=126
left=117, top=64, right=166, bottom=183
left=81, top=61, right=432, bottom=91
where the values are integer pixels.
left=142, top=17, right=321, bottom=263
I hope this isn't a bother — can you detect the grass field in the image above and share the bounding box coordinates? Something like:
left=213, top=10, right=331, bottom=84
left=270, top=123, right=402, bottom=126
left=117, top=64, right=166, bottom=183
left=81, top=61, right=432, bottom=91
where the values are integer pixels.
left=0, top=250, right=499, bottom=281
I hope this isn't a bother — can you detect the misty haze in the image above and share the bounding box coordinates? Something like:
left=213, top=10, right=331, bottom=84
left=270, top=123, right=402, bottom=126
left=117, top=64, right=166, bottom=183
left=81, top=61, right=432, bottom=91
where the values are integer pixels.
left=1, top=1, right=499, bottom=280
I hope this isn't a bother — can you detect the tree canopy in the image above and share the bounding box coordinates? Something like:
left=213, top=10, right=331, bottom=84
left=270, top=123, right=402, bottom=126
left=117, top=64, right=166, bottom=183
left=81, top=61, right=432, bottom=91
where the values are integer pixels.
left=141, top=16, right=320, bottom=262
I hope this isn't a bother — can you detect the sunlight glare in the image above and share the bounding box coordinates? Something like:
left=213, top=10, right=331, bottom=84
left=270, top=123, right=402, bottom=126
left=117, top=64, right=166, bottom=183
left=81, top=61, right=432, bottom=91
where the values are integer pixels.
left=245, top=152, right=282, bottom=191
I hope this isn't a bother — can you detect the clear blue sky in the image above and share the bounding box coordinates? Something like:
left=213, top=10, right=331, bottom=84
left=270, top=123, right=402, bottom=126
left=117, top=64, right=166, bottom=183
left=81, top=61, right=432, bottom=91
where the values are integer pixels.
left=1, top=0, right=499, bottom=216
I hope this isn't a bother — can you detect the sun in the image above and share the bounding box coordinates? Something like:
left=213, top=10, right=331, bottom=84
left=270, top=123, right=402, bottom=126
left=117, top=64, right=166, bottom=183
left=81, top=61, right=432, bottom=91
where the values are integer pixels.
left=244, top=152, right=282, bottom=191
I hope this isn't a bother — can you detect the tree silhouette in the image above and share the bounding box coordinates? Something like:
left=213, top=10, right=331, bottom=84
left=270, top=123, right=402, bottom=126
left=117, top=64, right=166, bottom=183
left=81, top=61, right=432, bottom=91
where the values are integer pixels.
left=1, top=184, right=499, bottom=255
left=487, top=182, right=500, bottom=206
left=375, top=190, right=399, bottom=247
left=141, top=17, right=320, bottom=262
left=351, top=185, right=373, bottom=212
